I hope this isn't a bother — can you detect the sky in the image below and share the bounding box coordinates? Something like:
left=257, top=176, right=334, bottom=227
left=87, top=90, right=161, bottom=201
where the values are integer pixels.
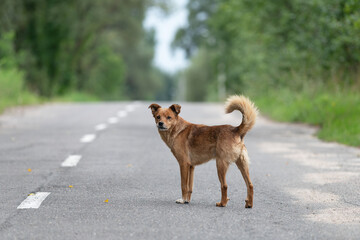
left=144, top=0, right=189, bottom=74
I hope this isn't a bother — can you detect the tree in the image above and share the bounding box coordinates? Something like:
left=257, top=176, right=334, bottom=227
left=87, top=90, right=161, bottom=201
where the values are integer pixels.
left=0, top=0, right=173, bottom=100
left=173, top=0, right=360, bottom=99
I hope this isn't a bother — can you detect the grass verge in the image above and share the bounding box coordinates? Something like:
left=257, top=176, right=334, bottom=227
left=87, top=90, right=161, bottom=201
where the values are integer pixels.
left=0, top=68, right=41, bottom=115
left=254, top=89, right=360, bottom=147
left=0, top=69, right=99, bottom=115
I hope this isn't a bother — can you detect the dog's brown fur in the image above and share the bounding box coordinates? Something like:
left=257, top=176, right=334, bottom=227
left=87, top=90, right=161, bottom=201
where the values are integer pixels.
left=149, top=95, right=258, bottom=208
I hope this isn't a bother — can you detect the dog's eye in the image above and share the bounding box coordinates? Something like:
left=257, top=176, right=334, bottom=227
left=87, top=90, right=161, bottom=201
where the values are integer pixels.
left=167, top=116, right=171, bottom=120
left=156, top=116, right=160, bottom=119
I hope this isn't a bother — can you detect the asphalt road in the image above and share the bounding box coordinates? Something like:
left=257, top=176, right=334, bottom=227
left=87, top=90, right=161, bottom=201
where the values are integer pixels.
left=0, top=101, right=359, bottom=239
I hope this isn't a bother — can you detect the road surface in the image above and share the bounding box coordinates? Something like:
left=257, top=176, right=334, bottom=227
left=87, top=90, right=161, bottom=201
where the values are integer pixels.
left=0, top=102, right=359, bottom=239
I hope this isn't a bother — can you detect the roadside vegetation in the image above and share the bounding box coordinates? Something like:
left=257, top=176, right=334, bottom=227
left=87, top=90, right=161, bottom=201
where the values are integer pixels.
left=0, top=0, right=173, bottom=114
left=172, top=0, right=360, bottom=147
left=0, top=32, right=40, bottom=114
left=1, top=0, right=359, bottom=146
left=255, top=89, right=360, bottom=146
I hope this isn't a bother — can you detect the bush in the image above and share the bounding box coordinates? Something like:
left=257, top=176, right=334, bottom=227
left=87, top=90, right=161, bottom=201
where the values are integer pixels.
left=0, top=32, right=39, bottom=113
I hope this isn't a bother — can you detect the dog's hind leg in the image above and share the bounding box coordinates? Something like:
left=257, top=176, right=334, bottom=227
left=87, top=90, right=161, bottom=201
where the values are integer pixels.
left=216, top=159, right=230, bottom=207
left=187, top=165, right=195, bottom=202
left=235, top=149, right=253, bottom=208
left=176, top=162, right=191, bottom=204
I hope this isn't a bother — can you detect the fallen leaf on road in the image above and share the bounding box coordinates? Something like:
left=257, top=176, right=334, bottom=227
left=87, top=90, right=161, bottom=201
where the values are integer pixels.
left=28, top=168, right=32, bottom=172
left=104, top=199, right=109, bottom=203
left=69, top=185, right=73, bottom=188
left=127, top=164, right=133, bottom=168
left=28, top=193, right=34, bottom=196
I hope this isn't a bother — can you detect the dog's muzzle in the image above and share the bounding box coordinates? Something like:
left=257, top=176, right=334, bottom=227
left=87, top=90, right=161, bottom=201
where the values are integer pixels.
left=157, top=125, right=168, bottom=131
left=157, top=122, right=168, bottom=131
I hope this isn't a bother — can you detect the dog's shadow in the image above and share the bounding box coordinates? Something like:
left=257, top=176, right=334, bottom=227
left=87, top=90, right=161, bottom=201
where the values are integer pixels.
left=136, top=196, right=239, bottom=212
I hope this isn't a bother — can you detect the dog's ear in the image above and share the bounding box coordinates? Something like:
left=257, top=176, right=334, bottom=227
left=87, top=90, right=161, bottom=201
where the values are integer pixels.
left=149, top=103, right=161, bottom=115
left=170, top=104, right=181, bottom=115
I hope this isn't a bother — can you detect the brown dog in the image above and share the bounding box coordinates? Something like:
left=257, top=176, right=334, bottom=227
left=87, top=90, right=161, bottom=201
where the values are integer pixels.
left=149, top=95, right=258, bottom=208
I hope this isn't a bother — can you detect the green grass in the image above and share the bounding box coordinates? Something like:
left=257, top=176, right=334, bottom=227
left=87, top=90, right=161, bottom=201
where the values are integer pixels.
left=0, top=68, right=41, bottom=114
left=0, top=68, right=99, bottom=115
left=254, top=89, right=360, bottom=147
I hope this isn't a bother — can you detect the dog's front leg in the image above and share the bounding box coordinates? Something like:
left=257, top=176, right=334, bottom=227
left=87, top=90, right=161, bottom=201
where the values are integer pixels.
left=176, top=162, right=191, bottom=204
left=187, top=165, right=195, bottom=202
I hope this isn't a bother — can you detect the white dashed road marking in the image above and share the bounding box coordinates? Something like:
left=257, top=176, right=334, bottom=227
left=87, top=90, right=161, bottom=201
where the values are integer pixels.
left=15, top=104, right=140, bottom=209
left=61, top=155, right=82, bottom=167
left=80, top=134, right=96, bottom=143
left=17, top=192, right=51, bottom=209
left=95, top=123, right=107, bottom=131
left=108, top=117, right=118, bottom=124
left=117, top=111, right=127, bottom=118
left=126, top=105, right=135, bottom=112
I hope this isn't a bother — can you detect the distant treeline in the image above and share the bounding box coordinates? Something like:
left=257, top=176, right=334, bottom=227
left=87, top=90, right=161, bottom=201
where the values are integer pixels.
left=173, top=0, right=360, bottom=101
left=172, top=0, right=360, bottom=146
left=0, top=0, right=173, bottom=100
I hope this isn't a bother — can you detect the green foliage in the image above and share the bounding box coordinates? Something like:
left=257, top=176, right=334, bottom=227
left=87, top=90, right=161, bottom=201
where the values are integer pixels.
left=172, top=0, right=220, bottom=57
left=0, top=0, right=172, bottom=103
left=175, top=0, right=360, bottom=93
left=0, top=32, right=40, bottom=114
left=255, top=89, right=360, bottom=147
left=180, top=49, right=215, bottom=101
left=150, top=68, right=177, bottom=101
left=86, top=45, right=126, bottom=100
left=174, top=0, right=360, bottom=146
left=0, top=70, right=40, bottom=114
left=0, top=32, right=17, bottom=68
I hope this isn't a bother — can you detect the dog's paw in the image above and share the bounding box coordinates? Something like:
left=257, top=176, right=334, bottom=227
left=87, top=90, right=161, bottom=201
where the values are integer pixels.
left=216, top=198, right=229, bottom=207
left=176, top=198, right=189, bottom=204
left=245, top=199, right=252, bottom=208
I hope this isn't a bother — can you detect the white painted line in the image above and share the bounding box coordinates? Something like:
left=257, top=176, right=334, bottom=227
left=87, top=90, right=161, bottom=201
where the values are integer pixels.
left=80, top=134, right=96, bottom=143
left=126, top=105, right=135, bottom=112
left=108, top=117, right=118, bottom=124
left=61, top=155, right=82, bottom=167
left=17, top=192, right=51, bottom=209
left=117, top=111, right=127, bottom=118
left=95, top=123, right=107, bottom=131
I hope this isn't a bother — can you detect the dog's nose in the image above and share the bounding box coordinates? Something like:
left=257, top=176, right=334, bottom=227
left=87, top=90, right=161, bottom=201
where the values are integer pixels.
left=159, top=122, right=164, bottom=127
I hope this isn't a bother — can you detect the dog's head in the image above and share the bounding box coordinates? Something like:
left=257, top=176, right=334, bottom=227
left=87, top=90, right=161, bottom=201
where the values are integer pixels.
left=148, top=103, right=181, bottom=131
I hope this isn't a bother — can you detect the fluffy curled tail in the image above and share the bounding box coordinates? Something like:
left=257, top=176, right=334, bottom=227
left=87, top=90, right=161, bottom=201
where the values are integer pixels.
left=225, top=95, right=258, bottom=139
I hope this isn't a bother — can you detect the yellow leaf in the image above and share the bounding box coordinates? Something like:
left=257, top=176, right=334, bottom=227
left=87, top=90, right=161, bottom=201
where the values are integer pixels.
left=126, top=164, right=133, bottom=168
left=28, top=193, right=35, bottom=196
left=69, top=185, right=73, bottom=188
left=28, top=168, right=32, bottom=172
left=104, top=199, right=109, bottom=203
